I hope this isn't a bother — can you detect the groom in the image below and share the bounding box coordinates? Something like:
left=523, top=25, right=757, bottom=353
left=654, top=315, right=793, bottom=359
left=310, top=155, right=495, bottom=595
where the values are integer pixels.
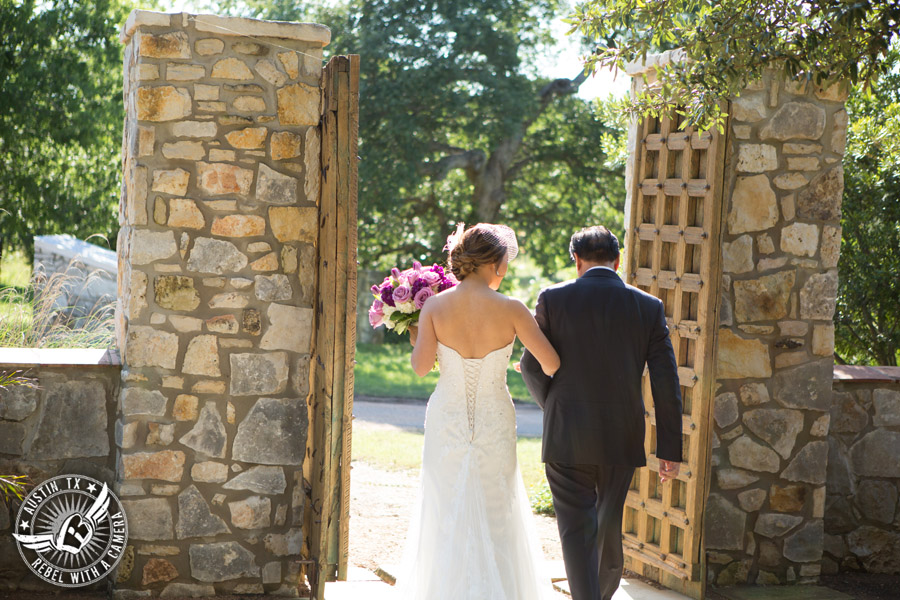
left=521, top=225, right=683, bottom=600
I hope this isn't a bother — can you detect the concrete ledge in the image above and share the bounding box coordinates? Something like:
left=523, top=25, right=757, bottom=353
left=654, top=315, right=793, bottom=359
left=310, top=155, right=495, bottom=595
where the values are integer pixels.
left=0, top=348, right=121, bottom=367
left=833, top=364, right=900, bottom=383
left=121, top=9, right=331, bottom=47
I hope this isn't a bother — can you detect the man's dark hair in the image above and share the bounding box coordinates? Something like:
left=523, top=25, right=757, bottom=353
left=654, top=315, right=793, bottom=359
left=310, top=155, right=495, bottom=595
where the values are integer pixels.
left=569, top=226, right=620, bottom=264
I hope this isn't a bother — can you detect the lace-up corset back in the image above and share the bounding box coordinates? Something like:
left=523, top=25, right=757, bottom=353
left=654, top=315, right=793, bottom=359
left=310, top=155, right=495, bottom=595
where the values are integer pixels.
left=433, top=341, right=515, bottom=440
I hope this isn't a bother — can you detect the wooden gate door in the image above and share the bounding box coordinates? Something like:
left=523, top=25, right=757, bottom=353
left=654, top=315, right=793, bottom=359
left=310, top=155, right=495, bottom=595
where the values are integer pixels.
left=621, top=110, right=726, bottom=599
left=304, top=54, right=359, bottom=599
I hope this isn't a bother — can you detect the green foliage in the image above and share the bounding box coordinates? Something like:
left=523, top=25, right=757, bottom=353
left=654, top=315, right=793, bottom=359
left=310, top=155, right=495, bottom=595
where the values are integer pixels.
left=198, top=0, right=626, bottom=276
left=570, top=0, right=900, bottom=131
left=0, top=0, right=127, bottom=260
left=834, top=69, right=900, bottom=366
left=529, top=481, right=555, bottom=516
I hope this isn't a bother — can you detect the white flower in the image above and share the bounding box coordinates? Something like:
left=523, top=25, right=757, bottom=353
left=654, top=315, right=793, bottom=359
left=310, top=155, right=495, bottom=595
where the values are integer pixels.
left=383, top=305, right=398, bottom=317
left=397, top=300, right=417, bottom=314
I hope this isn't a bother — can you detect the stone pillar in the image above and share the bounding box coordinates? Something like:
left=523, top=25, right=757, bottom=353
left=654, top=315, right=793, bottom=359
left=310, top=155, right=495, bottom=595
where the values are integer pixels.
left=706, top=74, right=847, bottom=586
left=115, top=11, right=328, bottom=596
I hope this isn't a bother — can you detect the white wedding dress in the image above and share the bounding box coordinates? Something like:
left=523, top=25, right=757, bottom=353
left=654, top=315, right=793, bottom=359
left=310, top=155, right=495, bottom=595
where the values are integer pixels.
left=394, top=340, right=553, bottom=600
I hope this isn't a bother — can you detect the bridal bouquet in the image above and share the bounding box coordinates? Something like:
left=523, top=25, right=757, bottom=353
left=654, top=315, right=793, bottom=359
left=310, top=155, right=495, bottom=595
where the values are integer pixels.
left=368, top=262, right=457, bottom=334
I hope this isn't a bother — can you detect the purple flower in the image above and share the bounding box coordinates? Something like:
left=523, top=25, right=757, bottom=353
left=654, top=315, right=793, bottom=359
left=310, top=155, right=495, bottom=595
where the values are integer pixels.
left=411, top=277, right=429, bottom=297
left=380, top=284, right=396, bottom=307
left=421, top=270, right=440, bottom=286
left=430, top=264, right=445, bottom=276
left=414, top=287, right=435, bottom=309
left=371, top=284, right=380, bottom=294
left=368, top=306, right=384, bottom=328
left=393, top=284, right=412, bottom=305
left=391, top=267, right=402, bottom=280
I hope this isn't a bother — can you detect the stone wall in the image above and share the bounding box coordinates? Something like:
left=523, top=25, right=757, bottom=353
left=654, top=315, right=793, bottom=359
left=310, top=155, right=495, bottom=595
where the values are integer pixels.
left=115, top=11, right=329, bottom=597
left=705, top=72, right=847, bottom=586
left=0, top=350, right=120, bottom=591
left=824, top=366, right=900, bottom=575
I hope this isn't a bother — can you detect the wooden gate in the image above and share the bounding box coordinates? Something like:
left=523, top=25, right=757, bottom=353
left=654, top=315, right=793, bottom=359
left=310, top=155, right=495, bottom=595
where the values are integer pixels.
left=303, top=54, right=359, bottom=599
left=621, top=108, right=726, bottom=599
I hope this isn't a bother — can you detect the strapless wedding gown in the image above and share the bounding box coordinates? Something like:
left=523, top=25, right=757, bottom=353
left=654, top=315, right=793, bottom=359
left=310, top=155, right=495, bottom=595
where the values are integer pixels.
left=394, top=341, right=553, bottom=599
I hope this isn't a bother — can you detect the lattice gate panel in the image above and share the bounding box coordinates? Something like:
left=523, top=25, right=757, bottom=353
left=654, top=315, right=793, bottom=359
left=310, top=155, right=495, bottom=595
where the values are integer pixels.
left=622, top=110, right=726, bottom=599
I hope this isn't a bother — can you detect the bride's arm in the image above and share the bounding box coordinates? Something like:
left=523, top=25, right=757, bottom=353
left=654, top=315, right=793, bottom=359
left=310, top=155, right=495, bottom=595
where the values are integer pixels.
left=410, top=302, right=439, bottom=377
left=511, top=299, right=560, bottom=377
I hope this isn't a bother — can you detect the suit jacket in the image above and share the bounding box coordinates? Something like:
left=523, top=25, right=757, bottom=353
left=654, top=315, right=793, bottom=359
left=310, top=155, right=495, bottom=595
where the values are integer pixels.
left=521, top=268, right=682, bottom=466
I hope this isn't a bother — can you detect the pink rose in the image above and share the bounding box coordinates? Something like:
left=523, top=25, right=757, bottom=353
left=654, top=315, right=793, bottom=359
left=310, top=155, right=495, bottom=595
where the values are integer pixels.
left=368, top=307, right=384, bottom=328
left=414, top=287, right=435, bottom=309
left=372, top=299, right=383, bottom=312
left=393, top=284, right=412, bottom=304
left=421, top=270, right=440, bottom=286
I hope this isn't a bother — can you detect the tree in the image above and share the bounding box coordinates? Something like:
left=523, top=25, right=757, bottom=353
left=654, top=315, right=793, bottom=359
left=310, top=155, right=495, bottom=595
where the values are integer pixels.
left=834, top=67, right=900, bottom=366
left=0, top=0, right=128, bottom=267
left=205, top=0, right=626, bottom=274
left=570, top=0, right=900, bottom=130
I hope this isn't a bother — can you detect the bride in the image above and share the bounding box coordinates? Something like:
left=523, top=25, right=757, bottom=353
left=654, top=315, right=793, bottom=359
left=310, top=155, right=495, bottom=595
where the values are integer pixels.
left=396, top=223, right=561, bottom=600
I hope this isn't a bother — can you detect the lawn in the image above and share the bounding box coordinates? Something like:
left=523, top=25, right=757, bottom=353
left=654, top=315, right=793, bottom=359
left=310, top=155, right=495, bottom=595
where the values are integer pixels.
left=352, top=426, right=553, bottom=513
left=354, top=342, right=533, bottom=403
left=0, top=251, right=33, bottom=337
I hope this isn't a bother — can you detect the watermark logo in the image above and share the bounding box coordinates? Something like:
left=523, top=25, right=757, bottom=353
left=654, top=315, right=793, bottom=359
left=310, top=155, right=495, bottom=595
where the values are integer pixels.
left=12, top=475, right=128, bottom=587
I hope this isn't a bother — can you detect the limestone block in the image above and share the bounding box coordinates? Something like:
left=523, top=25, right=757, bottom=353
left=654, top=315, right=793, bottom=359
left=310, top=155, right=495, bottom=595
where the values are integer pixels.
left=270, top=131, right=303, bottom=161
left=263, top=528, right=302, bottom=556
left=811, top=324, right=834, bottom=357
left=277, top=83, right=320, bottom=126
left=127, top=326, right=178, bottom=368
left=260, top=303, right=314, bottom=353
left=716, top=329, right=771, bottom=379
left=773, top=173, right=808, bottom=190
left=754, top=513, right=803, bottom=538
left=269, top=206, right=317, bottom=242
left=250, top=251, right=279, bottom=271
left=873, top=389, right=900, bottom=427
left=704, top=494, right=746, bottom=550
left=784, top=142, right=823, bottom=154
left=192, top=461, right=229, bottom=483
left=255, top=274, right=292, bottom=301
left=230, top=352, right=289, bottom=395
left=161, top=141, right=204, bottom=161
left=225, top=126, right=268, bottom=149
left=194, top=84, right=219, bottom=101
left=732, top=94, right=766, bottom=122
left=723, top=235, right=753, bottom=274
left=27, top=381, right=111, bottom=460
left=281, top=245, right=299, bottom=273
left=182, top=335, right=220, bottom=377
left=787, top=157, right=820, bottom=171
left=756, top=233, right=774, bottom=255
left=233, top=397, right=307, bottom=465
left=142, top=558, right=178, bottom=586
left=759, top=102, right=826, bottom=140
left=732, top=124, right=751, bottom=139
left=229, top=495, right=271, bottom=529
left=170, top=315, right=203, bottom=332
left=195, top=38, right=224, bottom=56
left=117, top=421, right=138, bottom=449
left=850, top=430, right=900, bottom=477
left=147, top=422, right=175, bottom=446
left=131, top=230, right=178, bottom=265
left=853, top=479, right=897, bottom=524
left=139, top=31, right=190, bottom=59
left=179, top=401, right=227, bottom=458
left=820, top=225, right=841, bottom=268
left=123, top=498, right=174, bottom=540
left=832, top=109, right=848, bottom=155
left=728, top=174, right=778, bottom=233
left=243, top=308, right=261, bottom=335
left=737, top=489, right=767, bottom=512
left=209, top=292, right=250, bottom=308
left=736, top=144, right=778, bottom=172
left=206, top=314, right=239, bottom=334
left=797, top=167, right=843, bottom=221
left=734, top=271, right=794, bottom=322
left=0, top=383, right=38, bottom=420
left=277, top=51, right=300, bottom=79
left=800, top=271, right=838, bottom=320
left=187, top=237, right=248, bottom=274
left=740, top=382, right=770, bottom=406
left=197, top=162, right=254, bottom=196
left=123, top=450, right=185, bottom=482
left=167, top=63, right=205, bottom=81
left=783, top=521, right=824, bottom=562
left=223, top=465, right=287, bottom=494
left=773, top=359, right=832, bottom=410
left=154, top=275, right=200, bottom=311
left=717, top=560, right=752, bottom=586
left=783, top=441, right=828, bottom=484
left=137, top=86, right=192, bottom=122
left=255, top=59, right=287, bottom=86
left=258, top=163, right=299, bottom=205
left=248, top=241, right=271, bottom=253
left=176, top=485, right=230, bottom=539
left=172, top=120, right=217, bottom=138
left=190, top=541, right=260, bottom=581
left=211, top=57, right=254, bottom=80
left=305, top=127, right=320, bottom=201
left=0, top=422, right=26, bottom=454
left=208, top=149, right=235, bottom=162
left=211, top=215, right=266, bottom=237
left=233, top=96, right=266, bottom=112
left=192, top=380, right=225, bottom=394
left=152, top=168, right=190, bottom=196
left=263, top=561, right=283, bottom=585
left=123, top=388, right=167, bottom=417
left=728, top=435, right=781, bottom=473
left=167, top=199, right=206, bottom=230
left=846, top=527, right=900, bottom=573
left=159, top=583, right=215, bottom=598
left=769, top=483, right=807, bottom=512
left=714, top=392, right=739, bottom=428
left=743, top=408, right=803, bottom=459
left=781, top=222, right=819, bottom=257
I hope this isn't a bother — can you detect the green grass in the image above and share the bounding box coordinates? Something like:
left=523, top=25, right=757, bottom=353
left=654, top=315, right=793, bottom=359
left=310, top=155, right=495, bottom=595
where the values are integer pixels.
left=354, top=342, right=533, bottom=402
left=352, top=426, right=553, bottom=514
left=0, top=250, right=32, bottom=288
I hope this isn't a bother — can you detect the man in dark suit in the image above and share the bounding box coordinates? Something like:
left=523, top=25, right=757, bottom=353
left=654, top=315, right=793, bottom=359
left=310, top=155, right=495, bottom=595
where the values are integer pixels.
left=521, top=225, right=683, bottom=600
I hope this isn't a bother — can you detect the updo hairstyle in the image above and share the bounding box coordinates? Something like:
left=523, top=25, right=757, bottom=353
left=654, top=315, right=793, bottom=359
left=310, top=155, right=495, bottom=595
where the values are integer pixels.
left=447, top=224, right=509, bottom=281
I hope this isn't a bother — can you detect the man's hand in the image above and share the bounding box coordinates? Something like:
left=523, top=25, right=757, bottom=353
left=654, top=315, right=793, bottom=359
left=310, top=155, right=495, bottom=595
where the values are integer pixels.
left=659, top=459, right=680, bottom=483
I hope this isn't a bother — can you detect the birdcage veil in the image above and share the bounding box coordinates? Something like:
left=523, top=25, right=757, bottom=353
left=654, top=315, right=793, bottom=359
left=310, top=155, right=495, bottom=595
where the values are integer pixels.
left=446, top=223, right=519, bottom=263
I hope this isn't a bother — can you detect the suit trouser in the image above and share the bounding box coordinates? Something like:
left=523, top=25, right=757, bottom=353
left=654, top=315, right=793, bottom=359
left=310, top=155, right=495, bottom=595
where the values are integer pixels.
left=546, top=462, right=636, bottom=600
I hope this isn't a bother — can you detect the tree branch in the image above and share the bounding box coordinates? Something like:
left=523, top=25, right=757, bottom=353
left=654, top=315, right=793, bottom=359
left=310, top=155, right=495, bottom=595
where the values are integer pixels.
left=422, top=149, right=486, bottom=182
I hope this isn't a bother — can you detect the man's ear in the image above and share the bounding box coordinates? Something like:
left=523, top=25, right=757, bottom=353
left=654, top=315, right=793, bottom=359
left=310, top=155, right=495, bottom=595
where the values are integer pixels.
left=614, top=257, right=620, bottom=272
